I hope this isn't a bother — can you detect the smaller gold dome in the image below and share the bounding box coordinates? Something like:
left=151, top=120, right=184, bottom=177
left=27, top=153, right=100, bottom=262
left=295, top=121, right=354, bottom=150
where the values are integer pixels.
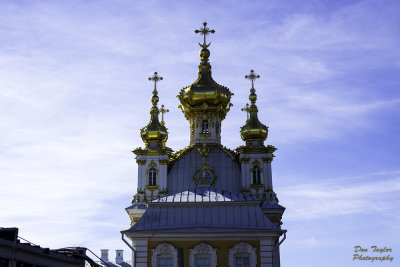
left=140, top=72, right=169, bottom=149
left=140, top=108, right=168, bottom=149
left=240, top=70, right=268, bottom=145
left=240, top=105, right=268, bottom=142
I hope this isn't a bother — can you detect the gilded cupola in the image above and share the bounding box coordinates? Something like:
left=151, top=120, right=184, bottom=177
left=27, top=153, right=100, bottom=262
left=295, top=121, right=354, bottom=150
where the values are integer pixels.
left=177, top=22, right=233, bottom=145
left=140, top=72, right=169, bottom=149
left=240, top=70, right=269, bottom=146
left=177, top=22, right=233, bottom=121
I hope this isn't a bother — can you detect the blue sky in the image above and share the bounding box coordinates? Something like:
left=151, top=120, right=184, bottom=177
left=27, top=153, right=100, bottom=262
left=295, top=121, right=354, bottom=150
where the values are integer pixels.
left=0, top=0, right=399, bottom=266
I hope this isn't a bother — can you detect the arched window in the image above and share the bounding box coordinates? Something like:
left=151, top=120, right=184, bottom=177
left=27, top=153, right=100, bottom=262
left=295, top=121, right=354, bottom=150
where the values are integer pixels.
left=201, top=120, right=209, bottom=133
left=189, top=243, right=217, bottom=267
left=148, top=167, right=157, bottom=186
left=152, top=243, right=178, bottom=267
left=158, top=256, right=173, bottom=267
left=195, top=254, right=211, bottom=267
left=252, top=165, right=261, bottom=185
left=228, top=242, right=257, bottom=267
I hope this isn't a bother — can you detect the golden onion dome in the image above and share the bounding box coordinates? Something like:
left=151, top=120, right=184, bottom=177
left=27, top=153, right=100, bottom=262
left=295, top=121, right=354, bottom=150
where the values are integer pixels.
left=140, top=72, right=169, bottom=149
left=177, top=23, right=233, bottom=120
left=240, top=70, right=268, bottom=144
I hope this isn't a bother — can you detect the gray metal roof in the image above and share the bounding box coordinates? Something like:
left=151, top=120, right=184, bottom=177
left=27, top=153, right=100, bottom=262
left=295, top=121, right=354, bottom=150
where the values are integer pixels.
left=128, top=201, right=277, bottom=232
left=260, top=199, right=285, bottom=210
left=150, top=187, right=260, bottom=203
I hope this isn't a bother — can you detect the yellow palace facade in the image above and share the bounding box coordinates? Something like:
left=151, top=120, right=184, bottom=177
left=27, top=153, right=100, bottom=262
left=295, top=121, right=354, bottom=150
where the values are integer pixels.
left=122, top=22, right=286, bottom=267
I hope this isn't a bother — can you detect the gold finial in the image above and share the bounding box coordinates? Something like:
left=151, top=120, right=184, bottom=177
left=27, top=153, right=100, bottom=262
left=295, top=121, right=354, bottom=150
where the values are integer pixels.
left=195, top=22, right=215, bottom=48
left=241, top=103, right=250, bottom=121
left=240, top=69, right=268, bottom=145
left=148, top=72, right=163, bottom=95
left=159, top=104, right=169, bottom=126
left=245, top=69, right=260, bottom=90
left=140, top=71, right=169, bottom=149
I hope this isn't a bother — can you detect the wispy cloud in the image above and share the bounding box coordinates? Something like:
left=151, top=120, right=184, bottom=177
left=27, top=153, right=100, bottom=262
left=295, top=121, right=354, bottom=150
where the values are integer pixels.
left=280, top=170, right=400, bottom=220
left=0, top=0, right=399, bottom=265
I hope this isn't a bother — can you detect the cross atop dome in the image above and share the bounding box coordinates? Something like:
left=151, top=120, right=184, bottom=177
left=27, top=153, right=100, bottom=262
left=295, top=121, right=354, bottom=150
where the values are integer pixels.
left=195, top=22, right=215, bottom=48
left=245, top=69, right=260, bottom=89
left=148, top=71, right=163, bottom=94
left=178, top=22, right=233, bottom=146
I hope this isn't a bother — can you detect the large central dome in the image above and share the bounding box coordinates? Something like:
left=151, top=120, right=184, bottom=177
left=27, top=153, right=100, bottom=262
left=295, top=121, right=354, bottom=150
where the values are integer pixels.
left=177, top=46, right=233, bottom=120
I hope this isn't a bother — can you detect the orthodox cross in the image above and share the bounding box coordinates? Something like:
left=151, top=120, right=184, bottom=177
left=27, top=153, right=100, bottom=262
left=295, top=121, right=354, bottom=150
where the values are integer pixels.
left=159, top=104, right=169, bottom=125
left=195, top=22, right=215, bottom=48
left=148, top=72, right=163, bottom=94
left=241, top=103, right=250, bottom=120
left=245, top=69, right=260, bottom=89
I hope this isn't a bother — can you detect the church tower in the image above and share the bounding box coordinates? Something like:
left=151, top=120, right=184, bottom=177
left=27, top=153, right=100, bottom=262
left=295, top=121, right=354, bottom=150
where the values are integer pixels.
left=127, top=72, right=172, bottom=224
left=123, top=22, right=286, bottom=267
left=177, top=26, right=233, bottom=145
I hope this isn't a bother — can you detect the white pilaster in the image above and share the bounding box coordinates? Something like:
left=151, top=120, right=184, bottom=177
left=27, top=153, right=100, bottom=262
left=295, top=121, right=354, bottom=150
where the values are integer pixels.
left=260, top=239, right=274, bottom=267
left=133, top=239, right=148, bottom=267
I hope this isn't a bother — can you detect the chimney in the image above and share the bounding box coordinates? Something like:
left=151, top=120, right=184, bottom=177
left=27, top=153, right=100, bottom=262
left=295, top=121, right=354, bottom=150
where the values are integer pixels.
left=100, top=249, right=109, bottom=262
left=116, top=249, right=124, bottom=264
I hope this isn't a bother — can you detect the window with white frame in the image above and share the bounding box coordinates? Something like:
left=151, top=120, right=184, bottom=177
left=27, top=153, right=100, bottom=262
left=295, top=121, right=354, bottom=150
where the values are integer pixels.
left=228, top=242, right=257, bottom=267
left=195, top=254, right=211, bottom=267
left=148, top=167, right=157, bottom=186
left=189, top=243, right=217, bottom=267
left=152, top=243, right=178, bottom=267
left=235, top=255, right=250, bottom=267
left=158, top=255, right=173, bottom=267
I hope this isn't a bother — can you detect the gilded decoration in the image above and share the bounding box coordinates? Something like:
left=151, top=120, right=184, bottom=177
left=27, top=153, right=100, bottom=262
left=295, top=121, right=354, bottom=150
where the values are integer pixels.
left=194, top=141, right=216, bottom=185
left=158, top=159, right=168, bottom=165
left=240, top=158, right=250, bottom=163
left=140, top=72, right=169, bottom=150
left=241, top=186, right=250, bottom=194
left=158, top=188, right=168, bottom=195
left=240, top=69, right=269, bottom=145
left=170, top=145, right=195, bottom=162
left=177, top=22, right=233, bottom=123
left=235, top=145, right=276, bottom=155
left=263, top=158, right=273, bottom=163
left=218, top=144, right=237, bottom=160
left=266, top=145, right=277, bottom=153
left=200, top=132, right=211, bottom=138
left=169, top=143, right=237, bottom=164
left=133, top=147, right=173, bottom=156
left=193, top=161, right=216, bottom=185
left=146, top=185, right=159, bottom=192
left=136, top=159, right=146, bottom=165
left=251, top=184, right=264, bottom=190
left=197, top=143, right=210, bottom=157
left=190, top=121, right=194, bottom=137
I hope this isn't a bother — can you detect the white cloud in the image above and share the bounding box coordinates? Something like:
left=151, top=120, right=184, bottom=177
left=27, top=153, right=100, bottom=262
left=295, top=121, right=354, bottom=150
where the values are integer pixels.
left=0, top=0, right=399, bottom=263
left=279, top=171, right=400, bottom=220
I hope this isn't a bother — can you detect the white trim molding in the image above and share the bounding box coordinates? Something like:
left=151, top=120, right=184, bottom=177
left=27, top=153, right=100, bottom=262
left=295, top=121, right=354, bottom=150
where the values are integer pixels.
left=152, top=243, right=178, bottom=267
left=229, top=242, right=257, bottom=267
left=189, top=242, right=217, bottom=267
